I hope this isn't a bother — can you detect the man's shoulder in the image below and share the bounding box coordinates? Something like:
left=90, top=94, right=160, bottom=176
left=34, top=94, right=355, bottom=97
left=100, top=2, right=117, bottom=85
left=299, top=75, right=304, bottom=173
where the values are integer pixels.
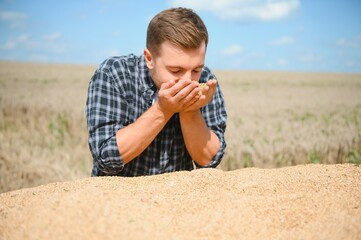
left=97, top=54, right=144, bottom=73
left=202, top=66, right=212, bottom=74
left=200, top=66, right=216, bottom=82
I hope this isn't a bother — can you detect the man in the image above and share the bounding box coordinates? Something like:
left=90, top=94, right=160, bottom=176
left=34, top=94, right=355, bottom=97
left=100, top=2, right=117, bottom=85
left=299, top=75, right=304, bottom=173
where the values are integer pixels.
left=86, top=7, right=227, bottom=176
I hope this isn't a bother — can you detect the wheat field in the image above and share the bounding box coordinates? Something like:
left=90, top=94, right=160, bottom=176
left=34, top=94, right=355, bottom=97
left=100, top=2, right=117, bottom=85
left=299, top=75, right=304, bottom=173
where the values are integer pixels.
left=0, top=62, right=360, bottom=193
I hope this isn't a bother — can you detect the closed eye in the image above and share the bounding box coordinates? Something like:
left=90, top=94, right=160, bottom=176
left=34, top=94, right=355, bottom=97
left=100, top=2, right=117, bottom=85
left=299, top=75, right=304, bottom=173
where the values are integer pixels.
left=168, top=67, right=182, bottom=74
left=192, top=68, right=203, bottom=73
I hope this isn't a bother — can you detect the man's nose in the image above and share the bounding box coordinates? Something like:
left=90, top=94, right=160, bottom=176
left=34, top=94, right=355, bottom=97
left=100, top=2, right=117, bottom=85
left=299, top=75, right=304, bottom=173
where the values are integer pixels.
left=182, top=71, right=192, bottom=80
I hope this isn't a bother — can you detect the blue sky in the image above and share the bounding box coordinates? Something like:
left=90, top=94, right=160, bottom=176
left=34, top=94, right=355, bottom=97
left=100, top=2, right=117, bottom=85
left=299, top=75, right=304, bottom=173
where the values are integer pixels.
left=0, top=0, right=360, bottom=73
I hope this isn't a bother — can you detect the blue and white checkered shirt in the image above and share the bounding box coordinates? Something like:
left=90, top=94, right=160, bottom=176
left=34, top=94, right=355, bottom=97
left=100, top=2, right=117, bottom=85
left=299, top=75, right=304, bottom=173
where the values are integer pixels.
left=86, top=54, right=227, bottom=176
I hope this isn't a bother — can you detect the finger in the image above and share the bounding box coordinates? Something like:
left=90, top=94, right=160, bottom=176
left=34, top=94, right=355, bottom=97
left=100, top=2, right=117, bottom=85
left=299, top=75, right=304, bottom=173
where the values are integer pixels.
left=208, top=79, right=217, bottom=84
left=197, top=83, right=212, bottom=97
left=197, top=82, right=216, bottom=102
left=160, top=79, right=176, bottom=91
left=181, top=84, right=201, bottom=104
left=168, top=79, right=192, bottom=96
left=183, top=94, right=200, bottom=109
left=206, top=80, right=217, bottom=93
left=172, top=80, right=198, bottom=101
left=206, top=79, right=217, bottom=88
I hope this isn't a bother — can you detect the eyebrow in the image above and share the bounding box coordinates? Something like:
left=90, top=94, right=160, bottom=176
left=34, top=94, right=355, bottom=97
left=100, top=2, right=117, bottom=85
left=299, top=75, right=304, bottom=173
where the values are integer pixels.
left=167, top=64, right=204, bottom=70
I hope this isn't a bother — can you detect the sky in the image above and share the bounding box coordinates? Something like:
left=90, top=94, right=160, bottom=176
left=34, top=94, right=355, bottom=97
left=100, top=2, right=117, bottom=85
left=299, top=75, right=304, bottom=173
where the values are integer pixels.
left=0, top=0, right=360, bottom=73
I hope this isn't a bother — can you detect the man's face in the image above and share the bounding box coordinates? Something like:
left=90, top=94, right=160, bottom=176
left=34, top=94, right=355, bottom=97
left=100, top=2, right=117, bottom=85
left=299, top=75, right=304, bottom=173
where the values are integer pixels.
left=145, top=41, right=206, bottom=89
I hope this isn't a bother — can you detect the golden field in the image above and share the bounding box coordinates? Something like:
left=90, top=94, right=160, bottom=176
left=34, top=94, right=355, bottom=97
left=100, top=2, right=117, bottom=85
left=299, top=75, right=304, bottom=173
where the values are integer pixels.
left=0, top=61, right=360, bottom=193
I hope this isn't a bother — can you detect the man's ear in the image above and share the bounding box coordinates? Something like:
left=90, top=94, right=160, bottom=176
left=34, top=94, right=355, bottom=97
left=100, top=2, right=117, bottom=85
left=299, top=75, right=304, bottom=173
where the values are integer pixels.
left=144, top=49, right=154, bottom=69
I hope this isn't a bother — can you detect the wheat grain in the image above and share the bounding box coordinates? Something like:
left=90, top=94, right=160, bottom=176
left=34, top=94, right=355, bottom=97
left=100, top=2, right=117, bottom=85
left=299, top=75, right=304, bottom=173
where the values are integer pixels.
left=198, top=83, right=206, bottom=96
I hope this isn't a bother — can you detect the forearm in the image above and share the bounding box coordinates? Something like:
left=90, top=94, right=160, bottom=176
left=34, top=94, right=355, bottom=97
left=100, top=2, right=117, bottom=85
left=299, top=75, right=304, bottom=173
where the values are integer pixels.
left=179, top=110, right=221, bottom=166
left=116, top=102, right=173, bottom=164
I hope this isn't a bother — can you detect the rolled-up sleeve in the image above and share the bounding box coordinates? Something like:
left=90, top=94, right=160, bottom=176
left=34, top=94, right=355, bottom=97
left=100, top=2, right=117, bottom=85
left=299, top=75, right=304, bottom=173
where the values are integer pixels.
left=86, top=67, right=128, bottom=176
left=196, top=68, right=227, bottom=168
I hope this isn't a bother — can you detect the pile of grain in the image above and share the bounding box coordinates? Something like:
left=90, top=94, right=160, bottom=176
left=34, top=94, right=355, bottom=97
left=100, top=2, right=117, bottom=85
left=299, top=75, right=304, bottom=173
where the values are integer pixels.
left=1, top=164, right=360, bottom=239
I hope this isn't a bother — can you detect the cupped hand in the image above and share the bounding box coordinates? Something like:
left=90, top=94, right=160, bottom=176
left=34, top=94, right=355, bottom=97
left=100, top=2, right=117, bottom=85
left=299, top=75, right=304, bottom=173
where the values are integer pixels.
left=156, top=79, right=200, bottom=114
left=183, top=79, right=217, bottom=112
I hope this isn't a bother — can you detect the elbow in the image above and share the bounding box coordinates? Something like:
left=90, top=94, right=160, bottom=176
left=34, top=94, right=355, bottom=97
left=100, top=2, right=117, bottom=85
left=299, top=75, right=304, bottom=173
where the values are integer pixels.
left=94, top=155, right=124, bottom=176
left=91, top=138, right=125, bottom=175
left=194, top=146, right=219, bottom=167
left=195, top=138, right=226, bottom=168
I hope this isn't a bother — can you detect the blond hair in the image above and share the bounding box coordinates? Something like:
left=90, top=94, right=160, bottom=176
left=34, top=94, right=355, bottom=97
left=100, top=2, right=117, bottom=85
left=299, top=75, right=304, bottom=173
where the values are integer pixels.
left=146, top=7, right=208, bottom=56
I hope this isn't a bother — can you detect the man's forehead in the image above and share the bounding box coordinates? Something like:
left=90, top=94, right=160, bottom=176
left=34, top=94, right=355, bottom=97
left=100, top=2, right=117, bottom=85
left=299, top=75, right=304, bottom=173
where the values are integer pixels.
left=157, top=41, right=206, bottom=68
left=158, top=41, right=206, bottom=55
left=165, top=63, right=204, bottom=69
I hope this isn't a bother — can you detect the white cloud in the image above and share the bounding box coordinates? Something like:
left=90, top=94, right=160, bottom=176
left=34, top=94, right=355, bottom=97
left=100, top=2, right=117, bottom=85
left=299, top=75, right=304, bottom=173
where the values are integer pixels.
left=17, top=34, right=30, bottom=42
left=220, top=44, right=243, bottom=56
left=0, top=34, right=29, bottom=50
left=337, top=35, right=361, bottom=48
left=0, top=11, right=26, bottom=21
left=28, top=54, right=49, bottom=62
left=297, top=26, right=305, bottom=33
left=0, top=40, right=16, bottom=50
left=170, top=0, right=300, bottom=22
left=0, top=10, right=27, bottom=28
left=277, top=58, right=288, bottom=66
left=42, top=32, right=62, bottom=41
left=270, top=36, right=294, bottom=45
left=112, top=31, right=122, bottom=37
left=107, top=48, right=121, bottom=56
left=299, top=53, right=321, bottom=63
left=0, top=33, right=66, bottom=55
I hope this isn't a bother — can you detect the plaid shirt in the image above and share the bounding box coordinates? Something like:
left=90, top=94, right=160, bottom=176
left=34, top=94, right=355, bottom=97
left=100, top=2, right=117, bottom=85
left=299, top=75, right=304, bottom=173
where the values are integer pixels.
left=86, top=54, right=227, bottom=176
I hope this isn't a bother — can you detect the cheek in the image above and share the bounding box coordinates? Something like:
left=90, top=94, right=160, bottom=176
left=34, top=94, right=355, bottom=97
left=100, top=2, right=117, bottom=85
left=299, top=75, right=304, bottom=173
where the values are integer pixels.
left=152, top=68, right=177, bottom=87
left=192, top=72, right=202, bottom=82
left=161, top=69, right=179, bottom=82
